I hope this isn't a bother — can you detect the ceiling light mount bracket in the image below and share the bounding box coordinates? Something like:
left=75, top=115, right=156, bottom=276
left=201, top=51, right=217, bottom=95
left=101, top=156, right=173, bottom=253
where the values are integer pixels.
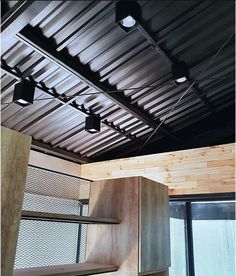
left=116, top=1, right=141, bottom=32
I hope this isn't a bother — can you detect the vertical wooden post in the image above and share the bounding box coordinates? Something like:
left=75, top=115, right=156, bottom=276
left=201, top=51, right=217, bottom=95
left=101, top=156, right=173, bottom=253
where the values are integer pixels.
left=1, top=127, right=31, bottom=276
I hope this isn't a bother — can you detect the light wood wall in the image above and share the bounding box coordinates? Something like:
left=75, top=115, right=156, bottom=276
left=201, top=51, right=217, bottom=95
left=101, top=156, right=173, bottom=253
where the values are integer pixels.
left=29, top=150, right=81, bottom=177
left=1, top=127, right=32, bottom=276
left=81, top=143, right=235, bottom=195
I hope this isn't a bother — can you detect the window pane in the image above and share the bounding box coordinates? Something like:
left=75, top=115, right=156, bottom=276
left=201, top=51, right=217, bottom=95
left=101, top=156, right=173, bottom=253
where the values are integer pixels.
left=192, top=201, right=235, bottom=276
left=169, top=202, right=188, bottom=276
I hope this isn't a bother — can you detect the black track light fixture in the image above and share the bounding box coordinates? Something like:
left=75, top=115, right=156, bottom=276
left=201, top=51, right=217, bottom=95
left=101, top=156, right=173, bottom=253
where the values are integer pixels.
left=172, top=61, right=189, bottom=84
left=13, top=80, right=35, bottom=106
left=116, top=1, right=141, bottom=32
left=85, top=114, right=101, bottom=134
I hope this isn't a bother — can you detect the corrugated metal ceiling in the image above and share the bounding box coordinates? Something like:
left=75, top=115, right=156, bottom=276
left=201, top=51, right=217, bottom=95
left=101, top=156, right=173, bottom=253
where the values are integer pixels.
left=1, top=0, right=235, bottom=163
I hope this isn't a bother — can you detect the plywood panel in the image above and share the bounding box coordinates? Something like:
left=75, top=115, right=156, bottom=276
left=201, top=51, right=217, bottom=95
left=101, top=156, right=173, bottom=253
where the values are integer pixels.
left=81, top=143, right=235, bottom=195
left=86, top=177, right=139, bottom=276
left=13, top=262, right=118, bottom=276
left=139, top=178, right=170, bottom=273
left=86, top=177, right=170, bottom=275
left=22, top=210, right=119, bottom=224
left=1, top=127, right=31, bottom=276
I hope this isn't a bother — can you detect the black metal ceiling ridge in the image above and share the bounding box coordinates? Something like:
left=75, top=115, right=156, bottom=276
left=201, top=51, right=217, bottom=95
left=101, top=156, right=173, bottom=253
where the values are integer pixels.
left=93, top=103, right=235, bottom=160
left=137, top=23, right=215, bottom=115
left=1, top=60, right=142, bottom=145
left=16, top=24, right=180, bottom=143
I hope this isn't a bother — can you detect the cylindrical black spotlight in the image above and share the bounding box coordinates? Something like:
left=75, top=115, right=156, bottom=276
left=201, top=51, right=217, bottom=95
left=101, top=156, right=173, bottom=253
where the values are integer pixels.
left=85, top=114, right=101, bottom=134
left=172, top=62, right=189, bottom=84
left=116, top=1, right=141, bottom=32
left=13, top=80, right=35, bottom=106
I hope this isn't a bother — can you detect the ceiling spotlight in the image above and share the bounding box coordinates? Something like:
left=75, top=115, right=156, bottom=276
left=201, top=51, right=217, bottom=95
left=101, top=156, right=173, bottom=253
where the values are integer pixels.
left=13, top=80, right=35, bottom=106
left=172, top=62, right=189, bottom=84
left=85, top=114, right=101, bottom=134
left=116, top=1, right=141, bottom=32
left=121, top=16, right=136, bottom=28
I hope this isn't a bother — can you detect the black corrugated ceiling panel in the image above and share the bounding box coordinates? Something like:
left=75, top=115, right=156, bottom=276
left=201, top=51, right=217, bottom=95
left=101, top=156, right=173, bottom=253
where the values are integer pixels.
left=1, top=0, right=234, bottom=162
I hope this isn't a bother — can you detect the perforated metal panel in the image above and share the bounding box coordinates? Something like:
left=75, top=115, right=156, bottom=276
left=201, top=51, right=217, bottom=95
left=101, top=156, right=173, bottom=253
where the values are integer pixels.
left=25, top=166, right=90, bottom=203
left=14, top=166, right=91, bottom=269
left=14, top=220, right=80, bottom=268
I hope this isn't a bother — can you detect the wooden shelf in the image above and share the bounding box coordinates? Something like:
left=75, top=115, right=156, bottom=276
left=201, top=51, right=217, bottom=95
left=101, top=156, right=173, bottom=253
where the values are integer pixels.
left=22, top=210, right=119, bottom=224
left=13, top=262, right=118, bottom=276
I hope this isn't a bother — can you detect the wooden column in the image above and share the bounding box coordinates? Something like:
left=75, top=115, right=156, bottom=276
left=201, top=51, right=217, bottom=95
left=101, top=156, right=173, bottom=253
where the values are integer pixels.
left=86, top=176, right=170, bottom=275
left=1, top=127, right=31, bottom=276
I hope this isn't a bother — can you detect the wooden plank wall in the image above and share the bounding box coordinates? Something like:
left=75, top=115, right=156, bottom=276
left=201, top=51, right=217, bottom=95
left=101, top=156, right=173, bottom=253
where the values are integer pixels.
left=1, top=127, right=32, bottom=276
left=81, top=143, right=235, bottom=195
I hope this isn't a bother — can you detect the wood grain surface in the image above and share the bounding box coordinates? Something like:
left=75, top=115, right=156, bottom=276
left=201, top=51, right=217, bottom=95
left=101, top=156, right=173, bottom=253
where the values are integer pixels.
left=86, top=177, right=139, bottom=276
left=139, top=178, right=170, bottom=273
left=81, top=143, right=235, bottom=195
left=22, top=210, right=119, bottom=224
left=86, top=177, right=170, bottom=275
left=13, top=262, right=118, bottom=276
left=1, top=127, right=31, bottom=276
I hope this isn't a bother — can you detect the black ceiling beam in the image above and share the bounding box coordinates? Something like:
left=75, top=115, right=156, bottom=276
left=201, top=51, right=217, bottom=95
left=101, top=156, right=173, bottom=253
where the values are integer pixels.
left=137, top=23, right=215, bottom=115
left=53, top=121, right=146, bottom=153
left=16, top=24, right=180, bottom=143
left=1, top=1, right=50, bottom=53
left=1, top=61, right=142, bottom=144
left=102, top=119, right=141, bottom=143
left=31, top=139, right=91, bottom=164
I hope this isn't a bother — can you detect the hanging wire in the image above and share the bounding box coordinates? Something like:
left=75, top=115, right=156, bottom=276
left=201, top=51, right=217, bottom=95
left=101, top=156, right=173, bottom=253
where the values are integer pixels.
left=0, top=81, right=174, bottom=105
left=137, top=31, right=235, bottom=154
left=1, top=72, right=233, bottom=105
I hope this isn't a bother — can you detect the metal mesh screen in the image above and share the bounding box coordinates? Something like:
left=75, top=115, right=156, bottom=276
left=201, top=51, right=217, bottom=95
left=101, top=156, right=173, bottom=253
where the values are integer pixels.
left=14, top=220, right=80, bottom=268
left=14, top=165, right=90, bottom=269
left=23, top=166, right=90, bottom=212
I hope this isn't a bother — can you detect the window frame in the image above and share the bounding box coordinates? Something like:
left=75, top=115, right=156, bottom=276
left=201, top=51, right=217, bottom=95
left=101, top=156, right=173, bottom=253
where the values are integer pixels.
left=169, top=192, right=235, bottom=276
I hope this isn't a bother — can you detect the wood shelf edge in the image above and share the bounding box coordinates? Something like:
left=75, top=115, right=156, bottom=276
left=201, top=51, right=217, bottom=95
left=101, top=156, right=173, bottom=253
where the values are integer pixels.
left=22, top=210, right=119, bottom=224
left=13, top=262, right=118, bottom=276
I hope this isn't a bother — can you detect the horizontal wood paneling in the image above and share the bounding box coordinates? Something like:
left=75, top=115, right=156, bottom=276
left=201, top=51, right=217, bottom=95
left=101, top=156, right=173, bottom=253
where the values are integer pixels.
left=81, top=143, right=235, bottom=195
